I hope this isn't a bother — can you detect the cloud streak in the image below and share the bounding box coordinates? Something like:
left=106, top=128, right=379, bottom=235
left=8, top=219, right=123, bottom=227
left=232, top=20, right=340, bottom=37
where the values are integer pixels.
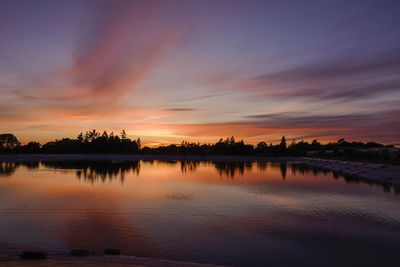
left=14, top=1, right=187, bottom=105
left=244, top=110, right=400, bottom=143
left=237, top=45, right=400, bottom=101
left=164, top=108, right=198, bottom=112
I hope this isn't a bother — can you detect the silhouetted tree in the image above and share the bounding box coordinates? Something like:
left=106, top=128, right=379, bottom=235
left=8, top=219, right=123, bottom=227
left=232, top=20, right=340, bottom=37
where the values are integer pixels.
left=256, top=141, right=268, bottom=153
left=23, top=142, right=41, bottom=153
left=77, top=133, right=84, bottom=142
left=0, top=131, right=397, bottom=164
left=280, top=136, right=287, bottom=149
left=0, top=133, right=21, bottom=149
left=121, top=130, right=127, bottom=140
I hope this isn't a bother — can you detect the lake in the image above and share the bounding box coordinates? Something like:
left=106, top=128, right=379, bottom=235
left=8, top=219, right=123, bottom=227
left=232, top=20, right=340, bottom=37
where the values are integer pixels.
left=0, top=160, right=399, bottom=266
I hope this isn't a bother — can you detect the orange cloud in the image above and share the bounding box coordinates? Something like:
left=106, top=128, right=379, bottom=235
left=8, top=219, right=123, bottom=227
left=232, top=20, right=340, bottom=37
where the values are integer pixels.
left=12, top=1, right=187, bottom=108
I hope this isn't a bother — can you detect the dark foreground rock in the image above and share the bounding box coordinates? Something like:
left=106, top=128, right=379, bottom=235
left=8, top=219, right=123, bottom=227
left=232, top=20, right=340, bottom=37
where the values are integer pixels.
left=70, top=249, right=91, bottom=256
left=20, top=251, right=47, bottom=259
left=104, top=248, right=120, bottom=255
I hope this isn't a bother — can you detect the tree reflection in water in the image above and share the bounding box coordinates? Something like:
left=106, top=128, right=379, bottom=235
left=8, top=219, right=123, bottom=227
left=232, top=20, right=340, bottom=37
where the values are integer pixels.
left=0, top=159, right=398, bottom=193
left=42, top=160, right=141, bottom=183
left=180, top=160, right=201, bottom=174
left=213, top=162, right=251, bottom=179
left=0, top=162, right=20, bottom=177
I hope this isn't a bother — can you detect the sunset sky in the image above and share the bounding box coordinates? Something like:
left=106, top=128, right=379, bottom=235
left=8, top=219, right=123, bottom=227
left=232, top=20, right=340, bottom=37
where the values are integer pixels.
left=1, top=0, right=399, bottom=146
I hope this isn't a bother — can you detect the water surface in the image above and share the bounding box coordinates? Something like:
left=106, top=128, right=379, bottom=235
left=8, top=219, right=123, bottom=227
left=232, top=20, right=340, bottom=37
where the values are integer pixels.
left=0, top=160, right=399, bottom=266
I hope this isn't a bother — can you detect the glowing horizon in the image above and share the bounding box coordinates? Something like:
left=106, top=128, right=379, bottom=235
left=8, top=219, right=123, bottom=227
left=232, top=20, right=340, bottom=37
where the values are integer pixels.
left=1, top=0, right=399, bottom=146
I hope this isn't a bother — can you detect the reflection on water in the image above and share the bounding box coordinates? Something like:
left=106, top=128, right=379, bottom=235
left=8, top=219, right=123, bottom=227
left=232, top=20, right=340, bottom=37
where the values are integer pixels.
left=0, top=162, right=19, bottom=176
left=1, top=160, right=398, bottom=194
left=0, top=160, right=399, bottom=266
left=0, top=161, right=40, bottom=177
left=42, top=160, right=140, bottom=183
left=180, top=160, right=200, bottom=174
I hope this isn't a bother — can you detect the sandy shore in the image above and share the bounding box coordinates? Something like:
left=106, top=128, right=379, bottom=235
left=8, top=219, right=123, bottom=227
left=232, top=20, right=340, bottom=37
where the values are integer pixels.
left=300, top=157, right=400, bottom=186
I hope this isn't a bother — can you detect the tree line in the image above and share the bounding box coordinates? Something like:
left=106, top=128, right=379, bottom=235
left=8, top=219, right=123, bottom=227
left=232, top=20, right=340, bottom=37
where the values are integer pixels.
left=0, top=131, right=398, bottom=162
left=0, top=130, right=140, bottom=154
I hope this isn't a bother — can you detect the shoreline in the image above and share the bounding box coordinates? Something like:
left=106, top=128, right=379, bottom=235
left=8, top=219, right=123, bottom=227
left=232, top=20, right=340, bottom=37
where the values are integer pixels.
left=0, top=154, right=297, bottom=163
left=299, top=157, right=400, bottom=186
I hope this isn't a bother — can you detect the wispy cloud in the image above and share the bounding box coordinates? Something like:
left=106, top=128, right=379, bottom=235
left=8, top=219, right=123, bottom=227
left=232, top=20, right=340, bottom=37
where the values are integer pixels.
left=13, top=1, right=187, bottom=105
left=237, top=45, right=400, bottom=101
left=164, top=108, right=198, bottom=112
left=244, top=109, right=400, bottom=143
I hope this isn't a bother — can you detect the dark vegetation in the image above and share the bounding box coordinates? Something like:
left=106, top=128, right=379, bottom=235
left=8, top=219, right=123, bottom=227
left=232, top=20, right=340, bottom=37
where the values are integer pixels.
left=0, top=131, right=398, bottom=164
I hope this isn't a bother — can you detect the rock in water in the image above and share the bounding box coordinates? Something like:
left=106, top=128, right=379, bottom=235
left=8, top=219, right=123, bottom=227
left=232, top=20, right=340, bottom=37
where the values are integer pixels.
left=70, top=249, right=90, bottom=256
left=104, top=248, right=121, bottom=255
left=21, top=251, right=47, bottom=259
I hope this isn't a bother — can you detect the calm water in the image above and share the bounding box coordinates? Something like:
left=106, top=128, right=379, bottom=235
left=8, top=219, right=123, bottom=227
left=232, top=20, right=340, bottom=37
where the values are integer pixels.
left=0, top=160, right=399, bottom=266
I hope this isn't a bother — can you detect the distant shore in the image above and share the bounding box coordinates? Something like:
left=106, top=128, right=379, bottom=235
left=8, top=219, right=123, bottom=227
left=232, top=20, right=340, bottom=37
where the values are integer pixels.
left=0, top=154, right=297, bottom=163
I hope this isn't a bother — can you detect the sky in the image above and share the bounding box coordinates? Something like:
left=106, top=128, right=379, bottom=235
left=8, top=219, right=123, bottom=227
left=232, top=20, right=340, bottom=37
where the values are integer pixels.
left=0, top=0, right=399, bottom=146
